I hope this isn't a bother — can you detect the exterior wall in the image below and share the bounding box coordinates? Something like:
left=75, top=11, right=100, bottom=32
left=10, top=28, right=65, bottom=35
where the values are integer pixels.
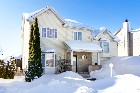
left=116, top=29, right=126, bottom=56
left=22, top=9, right=92, bottom=69
left=73, top=52, right=92, bottom=72
left=98, top=32, right=118, bottom=57
left=92, top=52, right=97, bottom=65
left=37, top=9, right=67, bottom=60
left=129, top=32, right=133, bottom=56
left=37, top=9, right=92, bottom=60
left=132, top=31, right=140, bottom=56
left=116, top=21, right=140, bottom=56
left=22, top=8, right=118, bottom=71
left=92, top=31, right=118, bottom=64
left=21, top=16, right=30, bottom=69
left=66, top=27, right=91, bottom=41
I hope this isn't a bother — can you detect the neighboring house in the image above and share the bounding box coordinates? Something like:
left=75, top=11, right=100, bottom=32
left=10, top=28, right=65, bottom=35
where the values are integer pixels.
left=21, top=6, right=118, bottom=74
left=114, top=19, right=140, bottom=56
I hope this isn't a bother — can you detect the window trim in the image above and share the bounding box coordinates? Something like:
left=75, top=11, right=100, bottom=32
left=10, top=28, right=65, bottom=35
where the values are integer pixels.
left=41, top=27, right=58, bottom=39
left=42, top=27, right=47, bottom=37
left=73, top=31, right=83, bottom=41
left=42, top=52, right=56, bottom=68
left=99, top=39, right=110, bottom=53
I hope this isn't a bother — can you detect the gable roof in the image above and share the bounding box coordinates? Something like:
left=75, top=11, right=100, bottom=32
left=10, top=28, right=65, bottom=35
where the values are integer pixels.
left=114, top=28, right=122, bottom=36
left=25, top=6, right=66, bottom=24
left=92, top=27, right=120, bottom=42
left=23, top=6, right=93, bottom=31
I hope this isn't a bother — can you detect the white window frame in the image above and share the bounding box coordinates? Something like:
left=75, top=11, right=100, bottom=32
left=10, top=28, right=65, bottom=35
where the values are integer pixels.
left=42, top=28, right=46, bottom=37
left=45, top=52, right=55, bottom=67
left=99, top=39, right=110, bottom=53
left=42, top=52, right=56, bottom=67
left=73, top=31, right=83, bottom=41
left=47, top=28, right=57, bottom=39
left=41, top=27, right=57, bottom=39
left=42, top=52, right=56, bottom=74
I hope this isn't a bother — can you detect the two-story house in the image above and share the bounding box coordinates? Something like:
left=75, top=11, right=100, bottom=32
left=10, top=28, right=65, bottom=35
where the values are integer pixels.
left=21, top=6, right=118, bottom=74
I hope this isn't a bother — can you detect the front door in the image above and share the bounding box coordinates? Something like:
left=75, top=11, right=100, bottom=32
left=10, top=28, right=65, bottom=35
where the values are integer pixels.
left=41, top=53, right=55, bottom=74
left=73, top=55, right=78, bottom=72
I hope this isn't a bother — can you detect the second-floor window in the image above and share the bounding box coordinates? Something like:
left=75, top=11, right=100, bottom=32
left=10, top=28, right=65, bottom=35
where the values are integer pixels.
left=74, top=32, right=82, bottom=40
left=42, top=28, right=57, bottom=38
left=42, top=28, right=46, bottom=37
left=100, top=41, right=109, bottom=53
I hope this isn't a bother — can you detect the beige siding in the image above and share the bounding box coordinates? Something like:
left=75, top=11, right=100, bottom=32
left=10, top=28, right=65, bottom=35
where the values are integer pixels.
left=92, top=53, right=97, bottom=64
left=97, top=31, right=118, bottom=57
left=22, top=8, right=118, bottom=70
left=36, top=9, right=92, bottom=60
left=115, top=30, right=125, bottom=56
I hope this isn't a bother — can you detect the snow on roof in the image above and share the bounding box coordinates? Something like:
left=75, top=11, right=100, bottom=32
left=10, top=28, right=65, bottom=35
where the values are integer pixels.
left=131, top=28, right=140, bottom=32
left=25, top=6, right=66, bottom=24
left=92, top=27, right=119, bottom=42
left=92, top=27, right=108, bottom=37
left=64, top=40, right=102, bottom=52
left=64, top=19, right=93, bottom=30
left=23, top=6, right=92, bottom=30
left=92, top=30, right=101, bottom=37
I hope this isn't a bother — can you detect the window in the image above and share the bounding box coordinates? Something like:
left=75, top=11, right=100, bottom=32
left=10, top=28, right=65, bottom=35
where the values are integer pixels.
left=47, top=28, right=57, bottom=38
left=46, top=53, right=55, bottom=67
left=41, top=54, right=46, bottom=67
left=74, top=32, right=82, bottom=40
left=42, top=27, right=57, bottom=38
left=100, top=41, right=109, bottom=53
left=42, top=28, right=46, bottom=37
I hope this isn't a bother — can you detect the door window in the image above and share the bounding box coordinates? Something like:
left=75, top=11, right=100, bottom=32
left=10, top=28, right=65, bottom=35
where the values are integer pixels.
left=46, top=53, right=55, bottom=67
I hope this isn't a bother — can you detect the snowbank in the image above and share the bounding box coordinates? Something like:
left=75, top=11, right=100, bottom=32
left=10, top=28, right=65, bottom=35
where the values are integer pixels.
left=90, top=56, right=140, bottom=79
left=1, top=71, right=140, bottom=93
left=93, top=74, right=140, bottom=93
left=0, top=71, right=95, bottom=93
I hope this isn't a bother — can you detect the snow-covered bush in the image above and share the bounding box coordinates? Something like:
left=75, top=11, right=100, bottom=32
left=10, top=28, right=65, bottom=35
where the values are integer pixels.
left=56, top=59, right=71, bottom=73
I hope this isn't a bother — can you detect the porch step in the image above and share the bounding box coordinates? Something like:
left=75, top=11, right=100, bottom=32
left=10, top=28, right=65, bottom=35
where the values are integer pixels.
left=79, top=73, right=96, bottom=81
left=79, top=73, right=90, bottom=78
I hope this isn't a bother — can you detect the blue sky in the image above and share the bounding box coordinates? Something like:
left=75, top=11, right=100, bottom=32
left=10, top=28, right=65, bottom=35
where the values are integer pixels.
left=0, top=0, right=140, bottom=58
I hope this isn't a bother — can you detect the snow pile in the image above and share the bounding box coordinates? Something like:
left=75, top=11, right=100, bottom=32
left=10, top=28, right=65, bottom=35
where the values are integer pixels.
left=90, top=56, right=140, bottom=79
left=0, top=76, right=24, bottom=84
left=93, top=74, right=140, bottom=93
left=1, top=71, right=140, bottom=93
left=90, top=66, right=117, bottom=79
left=0, top=71, right=95, bottom=93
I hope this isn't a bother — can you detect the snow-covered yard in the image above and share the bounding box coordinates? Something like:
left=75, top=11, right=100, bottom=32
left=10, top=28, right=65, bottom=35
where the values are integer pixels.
left=0, top=56, right=140, bottom=93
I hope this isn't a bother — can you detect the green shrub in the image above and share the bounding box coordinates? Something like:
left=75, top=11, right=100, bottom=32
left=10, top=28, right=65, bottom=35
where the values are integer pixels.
left=0, top=60, right=16, bottom=79
left=57, top=59, right=71, bottom=73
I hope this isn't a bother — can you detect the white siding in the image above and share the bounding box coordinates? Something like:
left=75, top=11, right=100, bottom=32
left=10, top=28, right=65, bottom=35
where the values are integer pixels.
left=21, top=17, right=30, bottom=69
